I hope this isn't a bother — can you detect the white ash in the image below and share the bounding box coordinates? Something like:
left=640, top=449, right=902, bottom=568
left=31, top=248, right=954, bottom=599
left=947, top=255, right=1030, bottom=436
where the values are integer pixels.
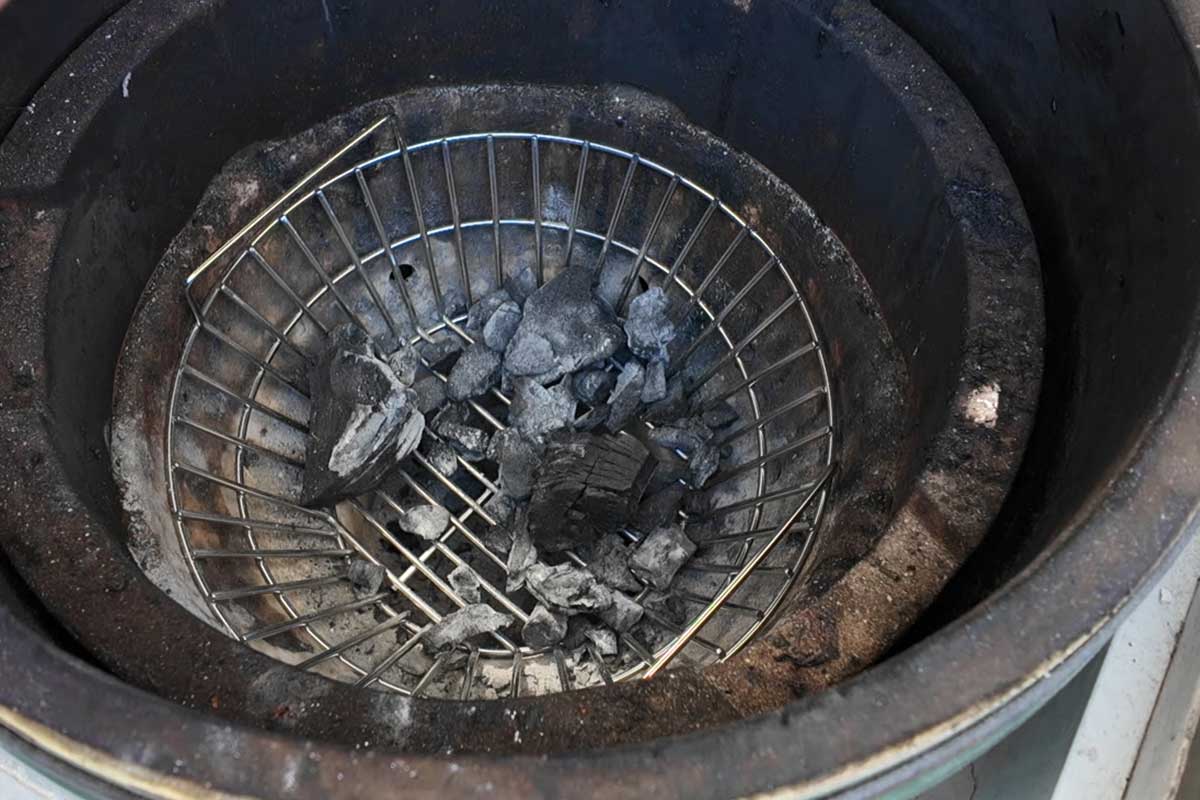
left=584, top=626, right=618, bottom=657
left=624, top=287, right=676, bottom=362
left=522, top=604, right=568, bottom=648
left=523, top=562, right=613, bottom=614
left=446, top=342, right=501, bottom=401
left=629, top=524, right=697, bottom=590
left=448, top=563, right=482, bottom=604
left=423, top=604, right=512, bottom=652
left=348, top=560, right=387, bottom=598
left=398, top=504, right=452, bottom=540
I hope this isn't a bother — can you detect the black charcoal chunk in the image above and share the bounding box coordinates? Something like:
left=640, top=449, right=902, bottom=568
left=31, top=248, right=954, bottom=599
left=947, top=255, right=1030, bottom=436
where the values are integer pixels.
left=348, top=560, right=386, bottom=598
left=605, top=361, right=645, bottom=433
left=418, top=335, right=465, bottom=370
left=488, top=428, right=544, bottom=500
left=510, top=377, right=576, bottom=438
left=688, top=444, right=720, bottom=488
left=574, top=405, right=610, bottom=432
left=597, top=591, right=644, bottom=632
left=422, top=436, right=459, bottom=477
left=586, top=534, right=642, bottom=592
left=524, top=562, right=613, bottom=614
left=398, top=504, right=451, bottom=540
left=573, top=368, right=617, bottom=406
left=448, top=564, right=482, bottom=604
left=700, top=400, right=739, bottom=429
left=411, top=375, right=447, bottom=416
left=522, top=604, right=568, bottom=649
left=641, top=359, right=668, bottom=403
left=527, top=432, right=654, bottom=552
left=644, top=375, right=688, bottom=423
left=635, top=484, right=686, bottom=532
left=466, top=288, right=513, bottom=332
left=505, top=510, right=537, bottom=592
left=447, top=342, right=501, bottom=401
left=648, top=419, right=714, bottom=455
left=503, top=329, right=557, bottom=377
left=624, top=287, right=676, bottom=362
left=302, top=324, right=425, bottom=506
left=436, top=419, right=491, bottom=461
left=629, top=525, right=696, bottom=590
left=585, top=626, right=618, bottom=657
left=503, top=267, right=623, bottom=383
left=483, top=300, right=522, bottom=352
left=424, top=604, right=512, bottom=652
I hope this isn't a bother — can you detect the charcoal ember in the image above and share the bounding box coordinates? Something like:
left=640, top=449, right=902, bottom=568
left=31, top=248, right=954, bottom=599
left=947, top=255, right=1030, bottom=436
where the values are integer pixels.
left=411, top=375, right=447, bottom=415
left=436, top=418, right=491, bottom=461
left=522, top=604, right=568, bottom=649
left=644, top=375, right=688, bottom=423
left=584, top=626, right=618, bottom=657
left=604, top=361, right=645, bottom=433
left=641, top=359, right=668, bottom=404
left=503, top=330, right=557, bottom=377
left=642, top=590, right=688, bottom=625
left=504, top=509, right=537, bottom=592
left=700, top=400, right=739, bottom=429
left=510, top=377, right=576, bottom=438
left=572, top=368, right=617, bottom=406
left=503, top=267, right=623, bottom=383
left=527, top=432, right=654, bottom=552
left=398, top=504, right=452, bottom=540
left=487, top=428, right=544, bottom=500
left=635, top=484, right=686, bottom=531
left=386, top=341, right=420, bottom=385
left=688, top=444, right=720, bottom=488
left=585, top=533, right=641, bottom=592
left=302, top=324, right=425, bottom=506
left=597, top=591, right=643, bottom=632
left=348, top=560, right=386, bottom=598
left=524, top=562, right=613, bottom=614
left=483, top=300, right=522, bottom=352
left=448, top=563, right=482, bottom=604
left=629, top=524, right=697, bottom=590
left=624, top=286, right=677, bottom=362
left=424, top=604, right=512, bottom=652
left=422, top=435, right=459, bottom=476
left=504, top=264, right=538, bottom=304
left=418, top=335, right=464, bottom=371
left=466, top=288, right=513, bottom=331
left=447, top=342, right=501, bottom=401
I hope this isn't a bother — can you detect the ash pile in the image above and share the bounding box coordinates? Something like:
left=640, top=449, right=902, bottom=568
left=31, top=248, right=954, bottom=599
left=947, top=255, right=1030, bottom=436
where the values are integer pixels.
left=301, top=264, right=742, bottom=682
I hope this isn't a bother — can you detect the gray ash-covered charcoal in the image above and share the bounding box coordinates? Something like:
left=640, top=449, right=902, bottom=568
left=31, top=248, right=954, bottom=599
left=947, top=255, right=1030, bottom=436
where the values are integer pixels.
left=505, top=509, right=537, bottom=591
left=700, top=400, right=739, bottom=429
left=435, top=418, right=491, bottom=461
left=585, top=533, right=641, bottom=592
left=398, top=504, right=452, bottom=541
left=423, top=604, right=512, bottom=652
left=605, top=360, right=645, bottom=433
left=597, top=590, right=644, bottom=632
left=466, top=288, right=512, bottom=332
left=510, top=377, right=576, bottom=438
left=418, top=334, right=465, bottom=371
left=635, top=484, right=686, bottom=532
left=348, top=560, right=387, bottom=598
left=411, top=375, right=447, bottom=415
left=504, top=263, right=537, bottom=304
left=448, top=563, right=482, bottom=604
left=503, top=329, right=557, bottom=377
left=386, top=341, right=420, bottom=386
left=522, top=604, right=568, bottom=649
left=629, top=524, right=697, bottom=590
left=503, top=267, right=623, bottom=383
left=573, top=368, right=617, bottom=406
left=641, top=359, right=668, bottom=404
left=584, top=626, right=618, bottom=657
left=527, top=432, right=654, bottom=552
left=421, top=435, right=459, bottom=476
left=483, top=492, right=516, bottom=527
left=446, top=342, right=501, bottom=401
left=302, top=324, right=425, bottom=507
left=644, top=374, right=688, bottom=423
left=442, top=287, right=469, bottom=318
left=483, top=300, right=522, bottom=352
left=487, top=428, right=544, bottom=500
left=624, top=286, right=676, bottom=362
left=524, top=562, right=613, bottom=614
left=688, top=443, right=720, bottom=488
left=648, top=418, right=714, bottom=454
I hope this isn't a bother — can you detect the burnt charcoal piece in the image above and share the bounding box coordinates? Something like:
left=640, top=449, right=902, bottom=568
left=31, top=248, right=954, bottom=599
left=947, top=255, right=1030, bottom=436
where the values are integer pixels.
left=562, top=616, right=594, bottom=650
left=644, top=375, right=688, bottom=423
left=436, top=419, right=491, bottom=461
left=398, top=504, right=452, bottom=540
left=503, top=267, right=623, bottom=383
left=648, top=418, right=714, bottom=454
left=527, top=432, right=654, bottom=552
left=522, top=604, right=568, bottom=649
left=446, top=342, right=501, bottom=401
left=510, top=377, right=576, bottom=438
left=688, top=444, right=720, bottom=488
left=643, top=590, right=688, bottom=625
left=386, top=341, right=420, bottom=385
left=483, top=492, right=517, bottom=527
left=503, top=330, right=557, bottom=377
left=573, top=368, right=617, bottom=406
left=586, top=533, right=641, bottom=592
left=597, top=591, right=644, bottom=632
left=422, top=436, right=459, bottom=476
left=483, top=300, right=523, bottom=352
left=423, top=604, right=512, bottom=652
left=443, top=287, right=469, bottom=318
left=585, top=626, right=618, bottom=657
left=488, top=428, right=544, bottom=500
left=605, top=360, right=645, bottom=433
left=348, top=560, right=386, bottom=598
left=635, top=484, right=686, bottom=532
left=641, top=359, right=668, bottom=403
left=411, top=375, right=448, bottom=415
left=629, top=524, right=697, bottom=590
left=418, top=335, right=465, bottom=371
left=504, top=264, right=538, bottom=304
left=524, top=562, right=613, bottom=613
left=700, top=400, right=739, bottom=429
left=448, top=563, right=482, bottom=604
left=624, top=286, right=676, bottom=362
left=466, top=288, right=513, bottom=331
left=574, top=405, right=610, bottom=432
left=302, top=324, right=425, bottom=507
left=505, top=509, right=537, bottom=592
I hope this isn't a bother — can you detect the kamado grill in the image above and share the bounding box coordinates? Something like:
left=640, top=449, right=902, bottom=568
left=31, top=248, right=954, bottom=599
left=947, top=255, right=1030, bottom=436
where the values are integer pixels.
left=1, top=0, right=1198, bottom=797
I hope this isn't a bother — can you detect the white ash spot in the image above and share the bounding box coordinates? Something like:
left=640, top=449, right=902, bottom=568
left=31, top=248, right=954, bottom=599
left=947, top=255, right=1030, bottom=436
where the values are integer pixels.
left=122, top=71, right=132, bottom=98
left=230, top=179, right=261, bottom=212
left=963, top=381, right=1000, bottom=428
